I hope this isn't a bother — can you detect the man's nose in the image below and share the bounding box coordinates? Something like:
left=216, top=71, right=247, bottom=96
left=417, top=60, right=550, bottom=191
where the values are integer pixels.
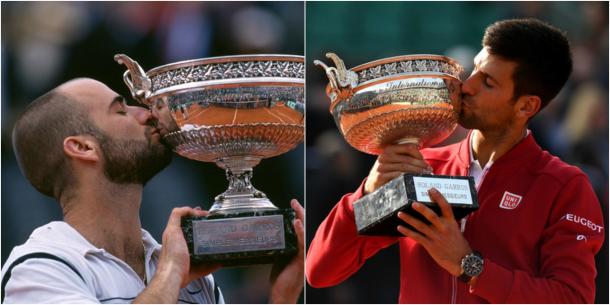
left=150, top=106, right=161, bottom=121
left=461, top=74, right=476, bottom=96
left=130, top=106, right=157, bottom=126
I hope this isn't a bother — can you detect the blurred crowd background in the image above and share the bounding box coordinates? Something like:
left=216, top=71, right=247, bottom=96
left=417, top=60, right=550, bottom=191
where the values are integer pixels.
left=1, top=2, right=304, bottom=303
left=306, top=1, right=608, bottom=304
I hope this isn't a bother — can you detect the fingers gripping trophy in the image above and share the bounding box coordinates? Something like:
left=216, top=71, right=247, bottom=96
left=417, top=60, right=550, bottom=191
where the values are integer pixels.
left=115, top=54, right=304, bottom=266
left=315, top=53, right=478, bottom=236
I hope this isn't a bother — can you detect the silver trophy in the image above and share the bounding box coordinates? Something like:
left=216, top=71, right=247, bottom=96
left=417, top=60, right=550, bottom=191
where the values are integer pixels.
left=116, top=54, right=304, bottom=265
left=315, top=53, right=478, bottom=236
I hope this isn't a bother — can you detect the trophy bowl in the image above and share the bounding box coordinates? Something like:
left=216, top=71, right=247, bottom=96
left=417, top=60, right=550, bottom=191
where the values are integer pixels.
left=116, top=54, right=304, bottom=265
left=315, top=53, right=462, bottom=155
left=315, top=53, right=478, bottom=236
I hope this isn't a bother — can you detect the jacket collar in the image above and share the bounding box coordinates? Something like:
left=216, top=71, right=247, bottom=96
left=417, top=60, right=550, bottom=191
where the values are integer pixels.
left=456, top=129, right=541, bottom=170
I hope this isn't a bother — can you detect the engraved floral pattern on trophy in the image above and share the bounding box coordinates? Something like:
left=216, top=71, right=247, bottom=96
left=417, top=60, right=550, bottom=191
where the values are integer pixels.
left=315, top=52, right=463, bottom=155
left=356, top=58, right=461, bottom=85
left=149, top=60, right=304, bottom=91
left=115, top=54, right=304, bottom=215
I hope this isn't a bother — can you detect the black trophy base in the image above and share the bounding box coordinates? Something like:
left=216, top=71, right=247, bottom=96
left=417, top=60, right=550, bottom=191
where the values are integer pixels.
left=181, top=208, right=297, bottom=267
left=354, top=174, right=478, bottom=236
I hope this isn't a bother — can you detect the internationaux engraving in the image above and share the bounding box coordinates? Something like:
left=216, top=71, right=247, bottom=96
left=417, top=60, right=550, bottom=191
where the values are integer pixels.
left=336, top=78, right=451, bottom=113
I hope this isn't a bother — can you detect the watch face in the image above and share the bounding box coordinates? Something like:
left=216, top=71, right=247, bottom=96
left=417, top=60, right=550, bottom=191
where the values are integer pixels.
left=463, top=254, right=484, bottom=277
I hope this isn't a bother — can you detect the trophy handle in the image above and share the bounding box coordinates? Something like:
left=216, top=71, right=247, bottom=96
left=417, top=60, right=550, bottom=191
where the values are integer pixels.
left=114, top=54, right=152, bottom=106
left=314, top=52, right=358, bottom=104
left=313, top=60, right=341, bottom=92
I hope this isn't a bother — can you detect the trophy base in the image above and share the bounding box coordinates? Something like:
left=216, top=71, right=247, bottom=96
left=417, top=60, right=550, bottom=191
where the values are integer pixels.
left=181, top=208, right=297, bottom=267
left=354, top=174, right=478, bottom=236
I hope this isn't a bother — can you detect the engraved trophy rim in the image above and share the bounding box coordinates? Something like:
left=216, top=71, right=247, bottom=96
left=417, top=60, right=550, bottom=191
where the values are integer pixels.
left=349, top=54, right=463, bottom=92
left=144, top=54, right=305, bottom=100
left=146, top=54, right=304, bottom=76
left=350, top=54, right=460, bottom=72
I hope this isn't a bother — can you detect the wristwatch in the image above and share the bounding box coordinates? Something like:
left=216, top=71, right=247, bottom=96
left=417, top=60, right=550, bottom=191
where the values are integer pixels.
left=458, top=251, right=484, bottom=283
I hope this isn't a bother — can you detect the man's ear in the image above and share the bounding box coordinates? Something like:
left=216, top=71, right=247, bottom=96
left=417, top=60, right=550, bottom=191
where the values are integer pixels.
left=515, top=95, right=541, bottom=121
left=63, top=135, right=100, bottom=162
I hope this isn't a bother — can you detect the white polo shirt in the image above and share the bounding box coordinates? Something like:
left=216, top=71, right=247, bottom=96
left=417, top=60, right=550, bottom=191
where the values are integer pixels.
left=1, top=221, right=223, bottom=304
left=468, top=134, right=493, bottom=189
left=468, top=130, right=530, bottom=188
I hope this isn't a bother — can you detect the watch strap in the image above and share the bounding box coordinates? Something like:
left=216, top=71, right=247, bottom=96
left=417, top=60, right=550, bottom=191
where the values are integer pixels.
left=458, top=272, right=473, bottom=283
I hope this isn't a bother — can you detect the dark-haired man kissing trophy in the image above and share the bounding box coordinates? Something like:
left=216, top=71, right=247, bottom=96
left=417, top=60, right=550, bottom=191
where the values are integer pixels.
left=307, top=18, right=604, bottom=303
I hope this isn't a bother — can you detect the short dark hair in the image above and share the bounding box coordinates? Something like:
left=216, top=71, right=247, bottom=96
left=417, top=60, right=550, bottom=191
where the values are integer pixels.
left=483, top=18, right=572, bottom=111
left=12, top=90, right=99, bottom=199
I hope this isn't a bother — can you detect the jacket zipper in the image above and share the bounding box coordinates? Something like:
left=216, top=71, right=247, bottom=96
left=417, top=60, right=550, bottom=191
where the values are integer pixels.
left=452, top=276, right=458, bottom=303
left=451, top=164, right=492, bottom=303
